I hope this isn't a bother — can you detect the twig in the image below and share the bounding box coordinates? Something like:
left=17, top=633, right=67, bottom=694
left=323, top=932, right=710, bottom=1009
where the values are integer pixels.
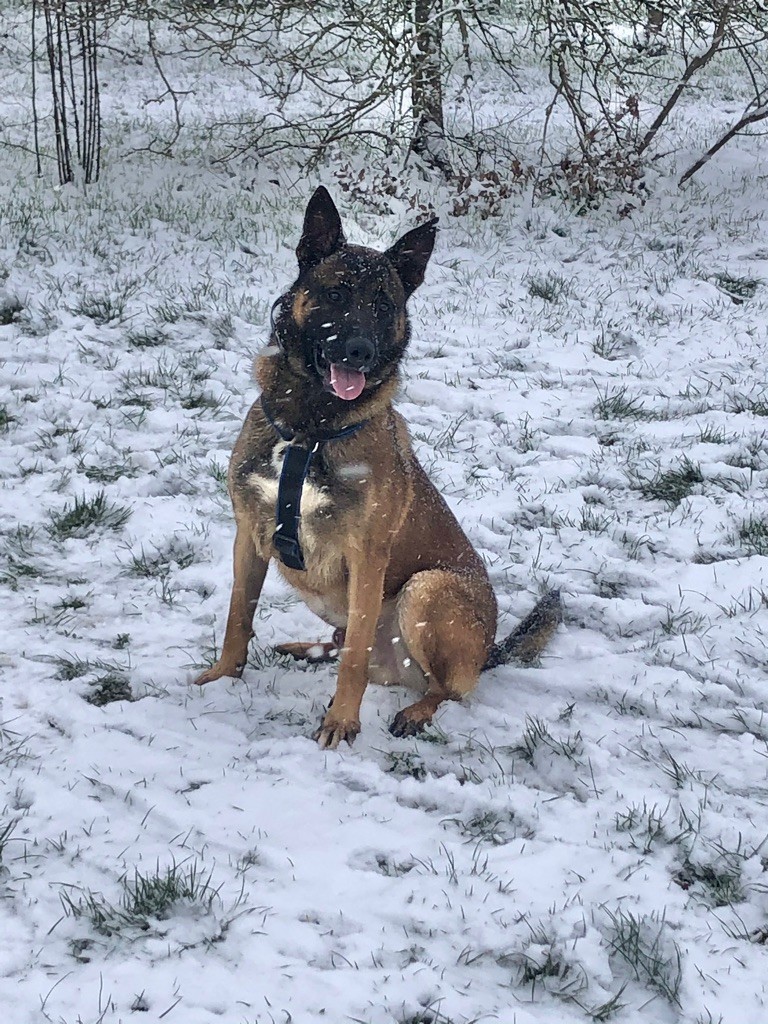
left=679, top=102, right=768, bottom=186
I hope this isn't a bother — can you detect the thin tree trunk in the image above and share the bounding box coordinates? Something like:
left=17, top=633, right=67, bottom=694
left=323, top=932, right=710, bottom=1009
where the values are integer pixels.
left=409, top=0, right=452, bottom=177
left=32, top=0, right=42, bottom=176
left=43, top=0, right=73, bottom=184
left=79, top=1, right=100, bottom=183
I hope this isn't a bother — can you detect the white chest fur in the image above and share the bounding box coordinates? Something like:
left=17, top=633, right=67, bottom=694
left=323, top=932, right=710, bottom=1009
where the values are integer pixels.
left=247, top=440, right=332, bottom=530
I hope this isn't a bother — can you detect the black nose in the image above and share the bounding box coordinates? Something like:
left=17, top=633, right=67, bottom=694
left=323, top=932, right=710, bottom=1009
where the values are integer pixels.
left=344, top=336, right=376, bottom=370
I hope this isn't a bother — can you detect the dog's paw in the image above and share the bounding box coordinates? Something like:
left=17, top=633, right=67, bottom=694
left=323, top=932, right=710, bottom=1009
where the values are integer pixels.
left=274, top=641, right=338, bottom=663
left=314, top=710, right=360, bottom=749
left=389, top=708, right=429, bottom=738
left=192, top=661, right=244, bottom=686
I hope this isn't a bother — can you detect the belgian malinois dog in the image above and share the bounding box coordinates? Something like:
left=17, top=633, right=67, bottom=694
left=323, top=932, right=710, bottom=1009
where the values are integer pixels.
left=194, top=187, right=561, bottom=748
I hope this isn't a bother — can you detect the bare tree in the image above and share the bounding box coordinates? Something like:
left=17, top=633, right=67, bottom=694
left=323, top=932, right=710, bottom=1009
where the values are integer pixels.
left=33, top=0, right=101, bottom=184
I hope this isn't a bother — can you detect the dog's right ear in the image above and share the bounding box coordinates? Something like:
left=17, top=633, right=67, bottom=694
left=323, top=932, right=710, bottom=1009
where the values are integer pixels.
left=296, top=187, right=345, bottom=270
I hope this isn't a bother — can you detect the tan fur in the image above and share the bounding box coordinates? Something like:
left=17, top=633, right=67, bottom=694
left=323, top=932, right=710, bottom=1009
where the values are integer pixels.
left=291, top=289, right=314, bottom=328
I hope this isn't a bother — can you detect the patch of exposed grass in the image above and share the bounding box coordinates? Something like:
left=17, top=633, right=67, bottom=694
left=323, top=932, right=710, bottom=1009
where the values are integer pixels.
left=47, top=491, right=132, bottom=540
left=125, top=536, right=197, bottom=578
left=0, top=526, right=41, bottom=590
left=499, top=920, right=588, bottom=1000
left=207, top=459, right=228, bottom=491
left=592, top=328, right=637, bottom=361
left=0, top=553, right=38, bottom=590
left=515, top=413, right=539, bottom=453
left=527, top=271, right=572, bottom=302
left=79, top=452, right=137, bottom=483
left=714, top=273, right=760, bottom=302
left=444, top=809, right=520, bottom=846
left=636, top=457, right=703, bottom=506
left=72, top=278, right=139, bottom=325
left=60, top=860, right=222, bottom=937
left=0, top=294, right=23, bottom=324
left=515, top=715, right=583, bottom=764
left=126, top=325, right=167, bottom=348
left=593, top=384, right=647, bottom=421
left=417, top=723, right=449, bottom=745
left=730, top=391, right=768, bottom=417
left=615, top=801, right=669, bottom=855
left=738, top=516, right=768, bottom=556
left=386, top=750, right=427, bottom=780
left=0, top=404, right=15, bottom=430
left=580, top=987, right=628, bottom=1022
left=604, top=908, right=682, bottom=1005
left=0, top=722, right=31, bottom=768
left=52, top=654, right=124, bottom=681
left=674, top=859, right=744, bottom=907
left=727, top=434, right=768, bottom=471
left=579, top=506, right=617, bottom=534
left=660, top=603, right=708, bottom=636
left=86, top=673, right=133, bottom=707
left=696, top=424, right=732, bottom=444
left=396, top=1009, right=460, bottom=1024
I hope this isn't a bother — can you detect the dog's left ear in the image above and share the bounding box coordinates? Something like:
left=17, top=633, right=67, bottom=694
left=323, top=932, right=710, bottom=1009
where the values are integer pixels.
left=385, top=217, right=438, bottom=298
left=297, top=186, right=345, bottom=270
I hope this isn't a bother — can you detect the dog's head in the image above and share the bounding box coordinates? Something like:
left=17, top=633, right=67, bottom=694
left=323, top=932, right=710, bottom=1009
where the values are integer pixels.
left=270, top=187, right=437, bottom=403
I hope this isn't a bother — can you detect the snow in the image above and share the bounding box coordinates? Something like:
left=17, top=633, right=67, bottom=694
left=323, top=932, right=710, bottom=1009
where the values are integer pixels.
left=1, top=10, right=768, bottom=1024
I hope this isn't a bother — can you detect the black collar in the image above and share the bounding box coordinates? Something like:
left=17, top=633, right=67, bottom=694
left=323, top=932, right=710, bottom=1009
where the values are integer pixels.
left=260, top=396, right=367, bottom=571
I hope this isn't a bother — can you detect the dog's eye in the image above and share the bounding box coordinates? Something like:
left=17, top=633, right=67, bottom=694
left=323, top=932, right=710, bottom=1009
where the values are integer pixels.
left=377, top=296, right=392, bottom=314
left=327, top=288, right=344, bottom=303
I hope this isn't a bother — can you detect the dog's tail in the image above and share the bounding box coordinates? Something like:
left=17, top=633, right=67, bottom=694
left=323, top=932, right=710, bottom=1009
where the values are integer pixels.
left=483, top=589, right=562, bottom=670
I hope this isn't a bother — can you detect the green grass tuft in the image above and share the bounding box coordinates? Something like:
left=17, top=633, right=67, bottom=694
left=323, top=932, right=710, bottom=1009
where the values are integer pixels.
left=126, top=325, right=167, bottom=348
left=60, top=860, right=222, bottom=937
left=526, top=271, right=572, bottom=302
left=47, top=491, right=132, bottom=540
left=714, top=273, right=760, bottom=302
left=738, top=516, right=768, bottom=556
left=730, top=392, right=768, bottom=417
left=594, top=384, right=647, bottom=421
left=604, top=908, right=682, bottom=1005
left=674, top=859, right=744, bottom=907
left=86, top=673, right=134, bottom=707
left=637, top=457, right=703, bottom=506
left=0, top=295, right=23, bottom=324
left=515, top=715, right=583, bottom=764
left=386, top=750, right=427, bottom=780
left=0, top=404, right=15, bottom=431
left=125, top=536, right=197, bottom=578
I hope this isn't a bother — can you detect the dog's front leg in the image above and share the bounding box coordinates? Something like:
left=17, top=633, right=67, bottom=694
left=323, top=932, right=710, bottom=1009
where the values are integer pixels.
left=315, top=545, right=388, bottom=749
left=194, top=526, right=268, bottom=685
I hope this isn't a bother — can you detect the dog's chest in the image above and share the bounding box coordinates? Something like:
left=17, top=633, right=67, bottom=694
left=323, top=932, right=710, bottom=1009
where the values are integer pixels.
left=247, top=440, right=331, bottom=520
left=241, top=439, right=359, bottom=565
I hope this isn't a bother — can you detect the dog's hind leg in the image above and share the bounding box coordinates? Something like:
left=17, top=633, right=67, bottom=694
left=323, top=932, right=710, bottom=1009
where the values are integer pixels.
left=389, top=570, right=494, bottom=737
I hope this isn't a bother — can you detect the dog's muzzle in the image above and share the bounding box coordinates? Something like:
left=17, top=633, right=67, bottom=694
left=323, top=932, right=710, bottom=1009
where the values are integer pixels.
left=315, top=333, right=378, bottom=376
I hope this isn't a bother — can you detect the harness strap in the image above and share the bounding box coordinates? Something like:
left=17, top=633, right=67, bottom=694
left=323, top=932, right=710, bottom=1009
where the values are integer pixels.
left=260, top=396, right=367, bottom=571
left=273, top=442, right=317, bottom=571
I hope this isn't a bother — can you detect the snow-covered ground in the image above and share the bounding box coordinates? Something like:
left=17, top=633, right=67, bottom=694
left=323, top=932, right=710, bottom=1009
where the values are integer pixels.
left=1, top=12, right=767, bottom=1024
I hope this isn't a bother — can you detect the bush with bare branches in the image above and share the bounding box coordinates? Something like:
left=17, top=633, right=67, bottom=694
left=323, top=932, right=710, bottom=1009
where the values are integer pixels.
left=531, top=1, right=768, bottom=204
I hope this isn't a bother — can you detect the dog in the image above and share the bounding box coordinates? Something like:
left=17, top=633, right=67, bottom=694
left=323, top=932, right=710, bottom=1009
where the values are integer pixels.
left=194, top=187, right=561, bottom=748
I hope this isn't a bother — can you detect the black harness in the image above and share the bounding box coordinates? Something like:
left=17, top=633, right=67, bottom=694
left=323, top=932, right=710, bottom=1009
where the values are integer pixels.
left=260, top=396, right=367, bottom=571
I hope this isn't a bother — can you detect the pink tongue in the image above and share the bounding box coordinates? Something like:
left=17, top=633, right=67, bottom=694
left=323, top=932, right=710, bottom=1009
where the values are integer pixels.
left=329, top=363, right=366, bottom=401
